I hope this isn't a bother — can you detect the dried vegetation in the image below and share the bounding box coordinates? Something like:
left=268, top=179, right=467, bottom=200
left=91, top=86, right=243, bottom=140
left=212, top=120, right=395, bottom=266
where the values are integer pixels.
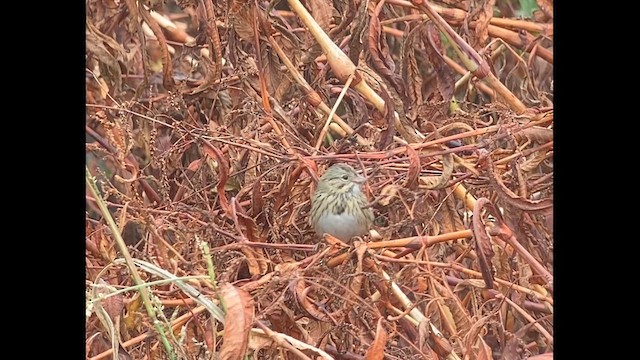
left=86, top=0, right=553, bottom=359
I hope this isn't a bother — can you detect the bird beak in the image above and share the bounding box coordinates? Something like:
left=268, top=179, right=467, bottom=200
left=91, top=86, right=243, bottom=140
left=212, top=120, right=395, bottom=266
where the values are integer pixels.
left=353, top=175, right=367, bottom=184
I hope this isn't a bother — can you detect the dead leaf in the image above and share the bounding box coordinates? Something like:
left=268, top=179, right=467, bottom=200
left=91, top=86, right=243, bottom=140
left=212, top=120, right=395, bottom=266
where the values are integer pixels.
left=364, top=318, right=387, bottom=360
left=404, top=145, right=421, bottom=189
left=220, top=283, right=255, bottom=360
left=424, top=23, right=455, bottom=105
left=201, top=140, right=231, bottom=217
left=367, top=0, right=407, bottom=104
left=476, top=336, right=494, bottom=360
left=472, top=197, right=497, bottom=289
left=378, top=184, right=400, bottom=206
left=228, top=0, right=256, bottom=43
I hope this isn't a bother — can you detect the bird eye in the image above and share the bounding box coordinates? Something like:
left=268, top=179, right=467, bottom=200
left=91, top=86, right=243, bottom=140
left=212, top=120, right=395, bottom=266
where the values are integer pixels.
left=341, top=174, right=349, bottom=180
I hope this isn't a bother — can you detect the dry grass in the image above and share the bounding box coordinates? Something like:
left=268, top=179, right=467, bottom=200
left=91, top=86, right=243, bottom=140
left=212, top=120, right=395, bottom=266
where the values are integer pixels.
left=85, top=0, right=553, bottom=359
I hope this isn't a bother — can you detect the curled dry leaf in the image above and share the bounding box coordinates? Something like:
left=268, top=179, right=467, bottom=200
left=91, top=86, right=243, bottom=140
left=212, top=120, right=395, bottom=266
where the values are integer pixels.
left=220, top=283, right=255, bottom=360
left=293, top=278, right=332, bottom=322
left=487, top=156, right=552, bottom=214
left=419, top=149, right=454, bottom=190
left=403, top=145, right=421, bottom=189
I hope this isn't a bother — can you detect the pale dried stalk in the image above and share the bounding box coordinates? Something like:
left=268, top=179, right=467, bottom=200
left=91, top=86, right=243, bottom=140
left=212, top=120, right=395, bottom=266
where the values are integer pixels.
left=253, top=323, right=334, bottom=360
left=494, top=293, right=553, bottom=344
left=266, top=35, right=371, bottom=147
left=286, top=0, right=424, bottom=143
left=314, top=73, right=355, bottom=150
left=379, top=270, right=462, bottom=360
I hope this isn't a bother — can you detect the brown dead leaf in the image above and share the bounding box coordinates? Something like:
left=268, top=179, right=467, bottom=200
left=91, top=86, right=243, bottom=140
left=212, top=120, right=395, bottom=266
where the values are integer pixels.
left=240, top=246, right=269, bottom=276
left=220, top=283, right=255, bottom=360
left=122, top=293, right=143, bottom=332
left=274, top=164, right=303, bottom=213
left=228, top=0, right=256, bottom=43
left=308, top=0, right=334, bottom=33
left=201, top=140, right=231, bottom=217
left=439, top=195, right=465, bottom=234
left=467, top=0, right=495, bottom=48
left=487, top=157, right=552, bottom=214
left=367, top=0, right=407, bottom=104
left=293, top=278, right=332, bottom=322
left=364, top=317, right=387, bottom=360
left=86, top=21, right=124, bottom=94
left=402, top=23, right=425, bottom=107
left=476, top=336, right=494, bottom=360
left=378, top=184, right=400, bottom=206
left=424, top=23, right=456, bottom=105
left=472, top=197, right=497, bottom=289
left=419, top=149, right=454, bottom=190
left=404, top=145, right=421, bottom=189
